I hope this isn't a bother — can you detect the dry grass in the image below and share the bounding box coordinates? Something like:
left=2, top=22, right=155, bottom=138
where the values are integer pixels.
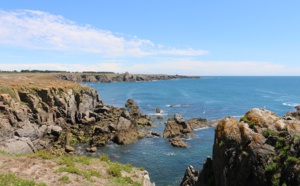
left=0, top=73, right=90, bottom=91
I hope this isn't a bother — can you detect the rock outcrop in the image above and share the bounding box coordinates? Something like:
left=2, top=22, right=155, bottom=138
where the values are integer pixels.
left=181, top=108, right=300, bottom=186
left=0, top=74, right=152, bottom=154
left=163, top=114, right=193, bottom=138
left=169, top=137, right=188, bottom=148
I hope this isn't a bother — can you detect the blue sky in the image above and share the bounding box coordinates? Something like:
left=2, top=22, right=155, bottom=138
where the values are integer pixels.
left=0, top=1, right=299, bottom=75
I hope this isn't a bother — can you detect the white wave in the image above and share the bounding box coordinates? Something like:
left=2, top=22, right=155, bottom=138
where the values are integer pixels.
left=194, top=126, right=210, bottom=131
left=232, top=115, right=244, bottom=118
left=165, top=152, right=175, bottom=156
left=255, top=89, right=280, bottom=95
left=283, top=102, right=300, bottom=107
left=165, top=104, right=191, bottom=108
left=149, top=113, right=168, bottom=116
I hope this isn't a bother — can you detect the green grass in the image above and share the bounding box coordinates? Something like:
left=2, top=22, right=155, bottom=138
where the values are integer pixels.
left=58, top=175, right=71, bottom=184
left=73, top=155, right=91, bottom=165
left=285, top=156, right=300, bottom=165
left=57, top=156, right=75, bottom=167
left=262, top=129, right=277, bottom=138
left=100, top=153, right=110, bottom=162
left=27, top=151, right=56, bottom=160
left=0, top=173, right=47, bottom=186
left=55, top=166, right=101, bottom=182
left=0, top=86, right=17, bottom=101
left=107, top=165, right=122, bottom=177
left=109, top=176, right=141, bottom=186
left=265, top=162, right=277, bottom=173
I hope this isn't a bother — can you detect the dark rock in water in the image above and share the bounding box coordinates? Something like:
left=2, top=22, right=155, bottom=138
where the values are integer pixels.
left=151, top=131, right=161, bottom=137
left=180, top=108, right=300, bottom=186
left=156, top=108, right=162, bottom=113
left=188, top=118, right=210, bottom=129
left=169, top=137, right=188, bottom=148
left=163, top=114, right=193, bottom=138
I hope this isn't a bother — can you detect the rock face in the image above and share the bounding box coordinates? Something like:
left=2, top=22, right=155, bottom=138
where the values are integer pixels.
left=0, top=77, right=152, bottom=154
left=181, top=108, right=300, bottom=186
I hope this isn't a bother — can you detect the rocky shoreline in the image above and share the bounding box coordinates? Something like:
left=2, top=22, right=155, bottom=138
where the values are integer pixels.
left=0, top=73, right=158, bottom=185
left=57, top=71, right=200, bottom=83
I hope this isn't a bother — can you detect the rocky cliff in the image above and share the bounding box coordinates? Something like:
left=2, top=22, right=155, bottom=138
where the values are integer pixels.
left=181, top=108, right=300, bottom=186
left=0, top=74, right=152, bottom=154
left=57, top=72, right=200, bottom=83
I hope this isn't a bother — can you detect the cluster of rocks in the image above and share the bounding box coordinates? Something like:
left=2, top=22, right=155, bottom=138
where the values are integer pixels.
left=0, top=83, right=153, bottom=154
left=57, top=72, right=200, bottom=83
left=181, top=107, right=300, bottom=186
left=163, top=114, right=213, bottom=148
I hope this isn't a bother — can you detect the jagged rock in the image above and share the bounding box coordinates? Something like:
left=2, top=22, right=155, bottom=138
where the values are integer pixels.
left=135, top=118, right=152, bottom=127
left=15, top=121, right=39, bottom=140
left=180, top=165, right=200, bottom=186
left=0, top=113, right=14, bottom=141
left=169, top=137, right=188, bottom=148
left=125, top=98, right=141, bottom=117
left=163, top=114, right=193, bottom=138
left=48, top=125, right=62, bottom=137
left=181, top=108, right=300, bottom=186
left=188, top=118, right=210, bottom=129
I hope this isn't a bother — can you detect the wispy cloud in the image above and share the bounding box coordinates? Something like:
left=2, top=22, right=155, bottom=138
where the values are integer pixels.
left=0, top=9, right=208, bottom=57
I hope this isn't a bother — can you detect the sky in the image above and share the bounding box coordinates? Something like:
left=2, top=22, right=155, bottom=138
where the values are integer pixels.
left=0, top=1, right=299, bottom=75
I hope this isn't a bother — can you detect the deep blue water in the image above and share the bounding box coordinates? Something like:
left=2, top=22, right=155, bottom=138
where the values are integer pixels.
left=80, top=77, right=300, bottom=185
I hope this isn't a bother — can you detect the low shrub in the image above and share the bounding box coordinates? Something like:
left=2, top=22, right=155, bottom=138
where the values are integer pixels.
left=99, top=153, right=110, bottom=162
left=107, top=166, right=122, bottom=177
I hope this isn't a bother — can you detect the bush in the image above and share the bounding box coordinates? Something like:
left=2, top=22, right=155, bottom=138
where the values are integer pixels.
left=107, top=166, right=122, bottom=177
left=262, top=129, right=276, bottom=138
left=99, top=154, right=110, bottom=162
left=58, top=175, right=71, bottom=184
left=286, top=156, right=300, bottom=165
left=265, top=162, right=277, bottom=172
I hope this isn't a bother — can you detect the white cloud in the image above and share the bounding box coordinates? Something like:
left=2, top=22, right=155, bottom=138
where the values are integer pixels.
left=0, top=9, right=208, bottom=57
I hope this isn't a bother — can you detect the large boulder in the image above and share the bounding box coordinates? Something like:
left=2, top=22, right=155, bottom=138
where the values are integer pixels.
left=0, top=137, right=36, bottom=154
left=163, top=114, right=193, bottom=138
left=169, top=137, right=188, bottom=148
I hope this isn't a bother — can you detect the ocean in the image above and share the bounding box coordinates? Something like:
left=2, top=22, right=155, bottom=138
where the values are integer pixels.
left=80, top=76, right=300, bottom=185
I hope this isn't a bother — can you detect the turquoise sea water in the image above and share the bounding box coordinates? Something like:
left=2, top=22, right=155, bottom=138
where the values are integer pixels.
left=81, top=76, right=300, bottom=185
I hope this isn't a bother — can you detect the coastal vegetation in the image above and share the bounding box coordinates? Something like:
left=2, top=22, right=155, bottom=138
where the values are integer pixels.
left=0, top=150, right=146, bottom=186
